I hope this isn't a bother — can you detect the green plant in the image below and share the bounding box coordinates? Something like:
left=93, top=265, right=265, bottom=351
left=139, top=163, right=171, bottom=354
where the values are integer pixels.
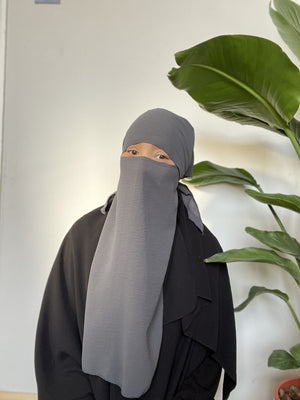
left=168, top=0, right=300, bottom=371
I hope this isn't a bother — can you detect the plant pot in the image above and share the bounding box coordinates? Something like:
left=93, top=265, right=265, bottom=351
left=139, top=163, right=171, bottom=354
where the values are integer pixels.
left=274, top=377, right=300, bottom=400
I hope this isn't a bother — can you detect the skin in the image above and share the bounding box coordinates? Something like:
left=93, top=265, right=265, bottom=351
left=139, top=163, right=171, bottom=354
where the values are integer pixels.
left=122, top=142, right=175, bottom=165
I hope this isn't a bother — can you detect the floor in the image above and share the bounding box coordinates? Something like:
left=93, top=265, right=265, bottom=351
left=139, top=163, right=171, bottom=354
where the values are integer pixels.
left=0, top=393, right=37, bottom=400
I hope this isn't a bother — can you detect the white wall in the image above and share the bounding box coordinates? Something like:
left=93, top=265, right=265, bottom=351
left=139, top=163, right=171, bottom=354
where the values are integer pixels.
left=0, top=0, right=299, bottom=397
left=0, top=0, right=7, bottom=178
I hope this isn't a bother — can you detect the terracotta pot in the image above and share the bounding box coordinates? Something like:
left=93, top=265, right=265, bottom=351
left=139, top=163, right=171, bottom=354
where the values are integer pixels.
left=274, top=377, right=300, bottom=400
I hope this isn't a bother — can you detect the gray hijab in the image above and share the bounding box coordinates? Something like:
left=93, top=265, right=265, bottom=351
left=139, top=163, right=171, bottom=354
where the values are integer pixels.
left=82, top=109, right=203, bottom=398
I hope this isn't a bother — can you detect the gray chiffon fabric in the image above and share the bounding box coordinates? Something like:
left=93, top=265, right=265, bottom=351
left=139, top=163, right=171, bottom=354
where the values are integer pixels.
left=82, top=109, right=203, bottom=398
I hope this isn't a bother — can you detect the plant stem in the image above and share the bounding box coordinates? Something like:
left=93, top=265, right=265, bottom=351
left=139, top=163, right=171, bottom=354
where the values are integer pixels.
left=284, top=126, right=300, bottom=160
left=287, top=300, right=300, bottom=330
left=257, top=185, right=300, bottom=268
left=257, top=185, right=287, bottom=233
left=268, top=205, right=287, bottom=232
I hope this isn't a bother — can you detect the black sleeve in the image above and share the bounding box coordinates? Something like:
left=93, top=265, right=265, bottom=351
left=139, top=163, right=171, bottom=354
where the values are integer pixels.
left=35, top=231, right=95, bottom=400
left=173, top=351, right=221, bottom=400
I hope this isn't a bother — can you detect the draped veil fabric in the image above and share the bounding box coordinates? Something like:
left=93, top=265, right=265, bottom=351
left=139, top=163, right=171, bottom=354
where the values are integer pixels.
left=82, top=109, right=204, bottom=398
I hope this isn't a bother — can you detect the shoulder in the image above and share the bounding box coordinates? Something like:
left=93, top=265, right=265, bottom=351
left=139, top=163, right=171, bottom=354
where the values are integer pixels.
left=51, top=207, right=106, bottom=268
left=202, top=225, right=223, bottom=258
left=65, top=193, right=115, bottom=248
left=70, top=206, right=105, bottom=236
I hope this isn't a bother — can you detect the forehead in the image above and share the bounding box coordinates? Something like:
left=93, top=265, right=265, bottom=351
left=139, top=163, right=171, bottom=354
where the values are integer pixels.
left=126, top=142, right=167, bottom=151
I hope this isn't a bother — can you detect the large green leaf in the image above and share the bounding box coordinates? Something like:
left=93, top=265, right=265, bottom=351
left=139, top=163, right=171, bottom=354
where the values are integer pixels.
left=183, top=161, right=259, bottom=188
left=290, top=343, right=300, bottom=362
left=235, top=286, right=289, bottom=312
left=273, top=117, right=300, bottom=144
left=234, top=286, right=300, bottom=329
left=206, top=247, right=300, bottom=283
left=270, top=0, right=300, bottom=62
left=268, top=349, right=300, bottom=369
left=289, top=117, right=300, bottom=145
left=168, top=35, right=300, bottom=134
left=246, top=190, right=300, bottom=213
left=245, top=226, right=300, bottom=258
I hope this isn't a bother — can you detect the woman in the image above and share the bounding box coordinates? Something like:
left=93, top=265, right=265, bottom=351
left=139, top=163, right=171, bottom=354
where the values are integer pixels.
left=35, top=108, right=236, bottom=400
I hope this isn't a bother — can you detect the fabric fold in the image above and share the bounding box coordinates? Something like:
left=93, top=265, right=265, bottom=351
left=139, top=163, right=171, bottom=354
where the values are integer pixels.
left=82, top=157, right=179, bottom=398
left=178, top=205, right=236, bottom=400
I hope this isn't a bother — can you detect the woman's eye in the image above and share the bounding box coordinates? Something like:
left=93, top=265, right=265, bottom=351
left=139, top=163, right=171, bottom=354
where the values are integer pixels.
left=156, top=154, right=168, bottom=160
left=128, top=149, right=138, bottom=155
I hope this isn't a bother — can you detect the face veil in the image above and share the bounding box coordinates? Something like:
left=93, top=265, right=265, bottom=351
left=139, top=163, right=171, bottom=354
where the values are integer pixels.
left=82, top=109, right=203, bottom=398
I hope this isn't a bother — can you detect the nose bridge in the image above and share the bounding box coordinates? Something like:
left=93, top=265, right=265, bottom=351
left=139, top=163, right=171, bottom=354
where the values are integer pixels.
left=140, top=143, right=156, bottom=159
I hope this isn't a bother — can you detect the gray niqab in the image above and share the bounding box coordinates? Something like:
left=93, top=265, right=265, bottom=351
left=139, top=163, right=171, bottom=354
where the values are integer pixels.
left=82, top=109, right=203, bottom=398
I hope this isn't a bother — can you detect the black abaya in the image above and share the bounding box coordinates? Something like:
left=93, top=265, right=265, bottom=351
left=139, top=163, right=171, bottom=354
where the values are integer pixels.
left=35, top=194, right=236, bottom=400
